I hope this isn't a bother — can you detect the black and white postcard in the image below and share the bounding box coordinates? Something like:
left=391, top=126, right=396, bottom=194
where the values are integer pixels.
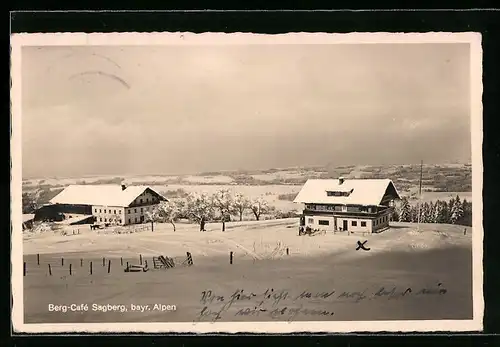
left=10, top=32, right=483, bottom=333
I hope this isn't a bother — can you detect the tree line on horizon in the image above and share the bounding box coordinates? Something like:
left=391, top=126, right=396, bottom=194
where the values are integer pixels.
left=391, top=195, right=472, bottom=227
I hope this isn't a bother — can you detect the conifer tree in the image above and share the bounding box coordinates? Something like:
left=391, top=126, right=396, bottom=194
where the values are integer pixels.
left=399, top=197, right=411, bottom=222
left=451, top=195, right=464, bottom=224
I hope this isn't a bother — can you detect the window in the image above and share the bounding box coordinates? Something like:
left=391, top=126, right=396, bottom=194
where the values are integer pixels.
left=134, top=209, right=137, bottom=213
left=141, top=207, right=143, bottom=213
left=135, top=217, right=138, bottom=223
left=352, top=221, right=357, bottom=226
left=140, top=198, right=143, bottom=204
left=94, top=209, right=97, bottom=213
left=114, top=210, right=116, bottom=214
left=118, top=219, right=121, bottom=224
left=104, top=218, right=107, bottom=222
left=361, top=221, right=366, bottom=227
left=341, top=206, right=347, bottom=212
left=104, top=209, right=107, bottom=213
left=318, top=220, right=329, bottom=226
left=119, top=210, right=122, bottom=214
left=146, top=198, right=149, bottom=203
left=308, top=218, right=314, bottom=224
left=100, top=218, right=102, bottom=222
left=99, top=209, right=102, bottom=213
left=128, top=209, right=131, bottom=214
left=128, top=218, right=131, bottom=224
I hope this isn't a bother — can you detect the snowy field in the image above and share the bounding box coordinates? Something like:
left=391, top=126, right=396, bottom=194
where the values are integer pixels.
left=22, top=220, right=473, bottom=324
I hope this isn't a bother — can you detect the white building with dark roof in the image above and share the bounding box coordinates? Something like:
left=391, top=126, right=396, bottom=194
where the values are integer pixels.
left=35, top=184, right=167, bottom=226
left=293, top=177, right=401, bottom=234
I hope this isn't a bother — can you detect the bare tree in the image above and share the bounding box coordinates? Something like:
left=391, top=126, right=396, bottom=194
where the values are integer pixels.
left=250, top=196, right=271, bottom=221
left=233, top=192, right=251, bottom=221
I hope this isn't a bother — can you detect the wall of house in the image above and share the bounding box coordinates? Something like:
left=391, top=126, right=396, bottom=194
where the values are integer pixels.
left=304, top=215, right=335, bottom=232
left=302, top=205, right=394, bottom=234
left=372, top=213, right=390, bottom=233
left=92, top=205, right=126, bottom=225
left=303, top=215, right=373, bottom=233
left=124, top=205, right=156, bottom=225
left=336, top=217, right=373, bottom=234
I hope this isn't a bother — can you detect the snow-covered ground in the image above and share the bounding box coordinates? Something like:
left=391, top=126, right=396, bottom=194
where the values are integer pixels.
left=22, top=220, right=473, bottom=324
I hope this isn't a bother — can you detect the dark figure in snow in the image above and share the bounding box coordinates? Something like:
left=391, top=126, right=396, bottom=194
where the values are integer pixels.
left=200, top=218, right=206, bottom=232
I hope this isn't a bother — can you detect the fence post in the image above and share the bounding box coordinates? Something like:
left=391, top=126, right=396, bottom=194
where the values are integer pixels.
left=61, top=257, right=64, bottom=266
left=48, top=264, right=52, bottom=276
left=23, top=262, right=26, bottom=276
left=69, top=263, right=72, bottom=276
left=80, top=258, right=83, bottom=267
left=120, top=257, right=123, bottom=266
left=102, top=257, right=105, bottom=267
left=230, top=251, right=233, bottom=265
left=90, top=261, right=93, bottom=275
left=37, top=253, right=40, bottom=266
left=286, top=247, right=289, bottom=256
left=108, top=259, right=111, bottom=274
left=144, top=260, right=148, bottom=268
left=140, top=254, right=143, bottom=265
left=186, top=252, right=193, bottom=266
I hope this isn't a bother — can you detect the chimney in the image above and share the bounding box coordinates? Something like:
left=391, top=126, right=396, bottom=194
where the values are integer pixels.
left=121, top=184, right=126, bottom=191
left=338, top=177, right=345, bottom=185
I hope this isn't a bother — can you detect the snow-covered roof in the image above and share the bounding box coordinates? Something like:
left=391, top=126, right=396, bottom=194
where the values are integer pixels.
left=23, top=214, right=35, bottom=222
left=293, top=178, right=400, bottom=206
left=49, top=184, right=166, bottom=207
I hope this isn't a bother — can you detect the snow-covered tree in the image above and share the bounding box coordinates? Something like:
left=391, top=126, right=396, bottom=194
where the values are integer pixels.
left=422, top=202, right=431, bottom=223
left=436, top=200, right=449, bottom=223
left=391, top=205, right=400, bottom=222
left=399, top=197, right=411, bottom=222
left=185, top=192, right=215, bottom=231
left=432, top=200, right=442, bottom=223
left=426, top=201, right=435, bottom=223
left=458, top=198, right=472, bottom=226
left=450, top=195, right=464, bottom=224
left=148, top=199, right=184, bottom=232
left=144, top=202, right=166, bottom=232
left=233, top=192, right=251, bottom=222
left=22, top=191, right=39, bottom=214
left=250, top=196, right=271, bottom=221
left=212, top=189, right=236, bottom=231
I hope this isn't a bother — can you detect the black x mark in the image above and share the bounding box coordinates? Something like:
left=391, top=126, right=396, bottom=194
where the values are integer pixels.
left=356, top=240, right=370, bottom=251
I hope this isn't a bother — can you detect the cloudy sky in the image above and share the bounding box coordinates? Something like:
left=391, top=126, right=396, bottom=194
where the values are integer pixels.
left=21, top=43, right=471, bottom=178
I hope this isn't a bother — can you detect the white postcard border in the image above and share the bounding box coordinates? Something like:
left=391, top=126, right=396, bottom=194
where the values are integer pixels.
left=10, top=31, right=484, bottom=334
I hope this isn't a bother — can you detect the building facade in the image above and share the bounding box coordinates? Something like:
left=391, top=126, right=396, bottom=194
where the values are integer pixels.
left=294, top=177, right=400, bottom=234
left=43, top=184, right=167, bottom=226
